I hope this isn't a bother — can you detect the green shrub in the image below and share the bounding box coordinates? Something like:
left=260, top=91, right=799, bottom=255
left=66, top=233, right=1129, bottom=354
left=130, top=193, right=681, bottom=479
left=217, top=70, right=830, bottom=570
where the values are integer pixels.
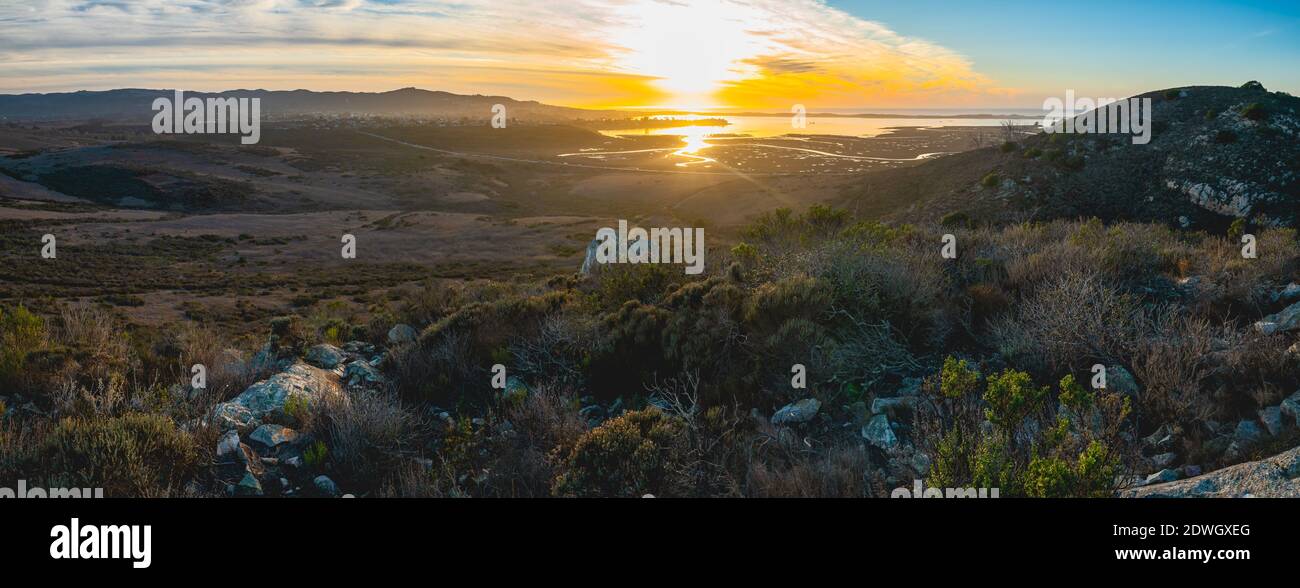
left=40, top=413, right=197, bottom=497
left=552, top=408, right=684, bottom=497
left=940, top=211, right=970, bottom=228
left=1021, top=147, right=1041, bottom=159
left=1239, top=102, right=1266, bottom=121
left=304, top=440, right=328, bottom=467
left=980, top=172, right=1000, bottom=188
left=982, top=368, right=1048, bottom=428
left=999, top=141, right=1018, bottom=153
left=940, top=356, right=981, bottom=398
left=0, top=305, right=45, bottom=389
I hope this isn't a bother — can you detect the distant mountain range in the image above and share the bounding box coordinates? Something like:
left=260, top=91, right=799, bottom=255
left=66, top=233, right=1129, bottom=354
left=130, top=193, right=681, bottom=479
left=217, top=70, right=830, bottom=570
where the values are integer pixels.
left=0, top=87, right=631, bottom=122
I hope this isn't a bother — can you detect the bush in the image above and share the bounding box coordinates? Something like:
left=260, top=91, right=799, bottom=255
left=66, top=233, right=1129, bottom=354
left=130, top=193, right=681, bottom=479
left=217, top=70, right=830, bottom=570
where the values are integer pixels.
left=0, top=305, right=45, bottom=390
left=40, top=413, right=197, bottom=497
left=1239, top=102, right=1266, bottom=121
left=980, top=172, right=1000, bottom=188
left=552, top=408, right=684, bottom=497
left=999, top=141, right=1018, bottom=153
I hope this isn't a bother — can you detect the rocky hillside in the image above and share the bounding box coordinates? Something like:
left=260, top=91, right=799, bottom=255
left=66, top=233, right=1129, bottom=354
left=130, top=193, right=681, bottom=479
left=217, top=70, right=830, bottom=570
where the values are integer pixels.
left=840, top=82, right=1300, bottom=230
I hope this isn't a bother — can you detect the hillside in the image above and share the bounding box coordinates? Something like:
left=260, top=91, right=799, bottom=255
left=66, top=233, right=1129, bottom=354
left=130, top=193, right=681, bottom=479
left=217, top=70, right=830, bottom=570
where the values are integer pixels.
left=838, top=82, right=1300, bottom=230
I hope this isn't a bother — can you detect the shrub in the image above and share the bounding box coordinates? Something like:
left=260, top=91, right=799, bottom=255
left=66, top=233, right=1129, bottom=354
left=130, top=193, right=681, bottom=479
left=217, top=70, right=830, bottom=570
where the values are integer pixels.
left=40, top=413, right=197, bottom=497
left=1239, top=102, right=1266, bottom=121
left=552, top=408, right=684, bottom=497
left=999, top=141, right=1018, bottom=153
left=982, top=368, right=1048, bottom=428
left=940, top=356, right=981, bottom=398
left=980, top=172, right=1000, bottom=188
left=1163, top=89, right=1180, bottom=100
left=0, top=305, right=46, bottom=390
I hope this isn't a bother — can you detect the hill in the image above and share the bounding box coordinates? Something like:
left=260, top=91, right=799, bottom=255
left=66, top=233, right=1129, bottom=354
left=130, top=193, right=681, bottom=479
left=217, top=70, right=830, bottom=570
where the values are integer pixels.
left=838, top=82, right=1300, bottom=230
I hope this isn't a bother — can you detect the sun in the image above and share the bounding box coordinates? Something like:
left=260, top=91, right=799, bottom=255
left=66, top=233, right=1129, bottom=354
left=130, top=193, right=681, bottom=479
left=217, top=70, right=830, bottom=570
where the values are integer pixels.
left=606, top=0, right=765, bottom=109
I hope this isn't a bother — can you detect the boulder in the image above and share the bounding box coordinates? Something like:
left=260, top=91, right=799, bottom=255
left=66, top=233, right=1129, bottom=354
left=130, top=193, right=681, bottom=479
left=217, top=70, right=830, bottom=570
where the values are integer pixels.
left=210, top=362, right=342, bottom=432
left=871, top=396, right=916, bottom=420
left=249, top=424, right=300, bottom=448
left=344, top=361, right=384, bottom=388
left=1151, top=452, right=1178, bottom=470
left=1106, top=365, right=1139, bottom=397
left=314, top=475, right=340, bottom=497
left=1279, top=391, right=1300, bottom=428
left=1273, top=283, right=1300, bottom=304
left=387, top=324, right=417, bottom=346
left=1258, top=406, right=1284, bottom=437
left=235, top=472, right=263, bottom=497
left=1124, top=445, right=1300, bottom=497
left=216, top=430, right=241, bottom=460
left=1235, top=419, right=1265, bottom=443
left=500, top=376, right=529, bottom=404
left=862, top=414, right=898, bottom=449
left=771, top=398, right=821, bottom=425
left=1256, top=300, right=1300, bottom=334
left=1143, top=468, right=1181, bottom=486
left=304, top=344, right=345, bottom=369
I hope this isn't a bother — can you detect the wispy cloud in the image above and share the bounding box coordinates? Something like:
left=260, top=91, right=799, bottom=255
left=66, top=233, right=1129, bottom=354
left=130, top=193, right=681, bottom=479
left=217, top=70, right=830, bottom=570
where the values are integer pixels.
left=0, top=0, right=1011, bottom=108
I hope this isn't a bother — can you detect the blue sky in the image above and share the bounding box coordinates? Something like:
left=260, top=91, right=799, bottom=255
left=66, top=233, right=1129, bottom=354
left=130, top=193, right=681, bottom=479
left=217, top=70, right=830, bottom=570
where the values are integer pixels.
left=829, top=0, right=1300, bottom=103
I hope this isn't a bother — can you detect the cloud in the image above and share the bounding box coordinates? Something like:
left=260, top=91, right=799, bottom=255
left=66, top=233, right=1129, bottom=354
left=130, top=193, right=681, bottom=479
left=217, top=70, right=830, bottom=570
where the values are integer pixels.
left=0, top=0, right=1009, bottom=107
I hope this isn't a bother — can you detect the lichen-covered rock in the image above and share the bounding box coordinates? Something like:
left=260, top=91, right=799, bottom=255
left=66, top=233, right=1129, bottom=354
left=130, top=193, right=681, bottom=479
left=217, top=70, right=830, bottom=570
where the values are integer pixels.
left=387, top=324, right=417, bottom=346
left=1124, top=445, right=1300, bottom=497
left=771, top=398, right=820, bottom=425
left=249, top=424, right=299, bottom=448
left=210, top=362, right=342, bottom=432
left=862, top=414, right=898, bottom=449
left=304, top=343, right=346, bottom=369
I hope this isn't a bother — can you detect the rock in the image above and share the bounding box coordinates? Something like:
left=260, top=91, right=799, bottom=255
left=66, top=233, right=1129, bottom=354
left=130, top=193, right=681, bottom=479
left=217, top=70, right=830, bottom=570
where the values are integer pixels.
left=344, top=361, right=384, bottom=388
left=500, top=376, right=529, bottom=403
left=1181, top=464, right=1202, bottom=477
left=1235, top=419, right=1265, bottom=443
left=342, top=341, right=376, bottom=355
left=235, top=472, right=263, bottom=497
left=216, top=430, right=241, bottom=459
left=1279, top=391, right=1300, bottom=427
left=1273, top=283, right=1300, bottom=304
left=1144, top=468, right=1181, bottom=486
left=210, top=362, right=343, bottom=432
left=304, top=344, right=346, bottom=369
left=387, top=324, right=417, bottom=346
left=1258, top=406, right=1284, bottom=436
left=1257, top=300, right=1300, bottom=334
left=249, top=424, right=299, bottom=448
left=897, top=377, right=923, bottom=396
left=1106, top=365, right=1139, bottom=397
left=771, top=398, right=821, bottom=425
left=1143, top=424, right=1175, bottom=451
left=1124, top=445, right=1300, bottom=498
left=1151, top=452, right=1179, bottom=470
left=314, top=475, right=340, bottom=497
left=870, top=396, right=916, bottom=419
left=862, top=414, right=898, bottom=449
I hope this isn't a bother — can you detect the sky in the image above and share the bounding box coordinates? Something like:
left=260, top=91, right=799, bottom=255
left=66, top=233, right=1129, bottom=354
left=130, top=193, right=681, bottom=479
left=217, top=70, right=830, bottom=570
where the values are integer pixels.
left=0, top=0, right=1296, bottom=110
